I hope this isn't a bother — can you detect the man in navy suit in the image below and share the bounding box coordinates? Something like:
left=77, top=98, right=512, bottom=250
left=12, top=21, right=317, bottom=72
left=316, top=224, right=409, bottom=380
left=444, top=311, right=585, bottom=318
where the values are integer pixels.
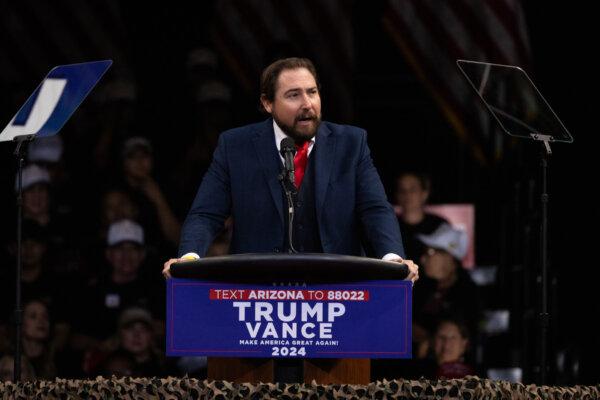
left=163, top=58, right=418, bottom=282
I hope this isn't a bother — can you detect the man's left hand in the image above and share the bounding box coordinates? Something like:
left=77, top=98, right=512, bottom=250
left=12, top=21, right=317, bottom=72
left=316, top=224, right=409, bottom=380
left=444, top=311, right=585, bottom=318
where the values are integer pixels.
left=389, top=257, right=419, bottom=283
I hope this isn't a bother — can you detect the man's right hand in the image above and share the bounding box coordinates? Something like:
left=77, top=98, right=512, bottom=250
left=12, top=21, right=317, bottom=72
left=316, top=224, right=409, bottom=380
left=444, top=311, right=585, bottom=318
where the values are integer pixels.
left=162, top=258, right=181, bottom=279
left=162, top=253, right=200, bottom=278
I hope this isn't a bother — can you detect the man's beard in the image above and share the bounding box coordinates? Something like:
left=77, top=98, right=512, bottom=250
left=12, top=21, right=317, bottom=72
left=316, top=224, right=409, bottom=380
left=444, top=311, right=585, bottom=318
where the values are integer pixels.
left=274, top=113, right=321, bottom=143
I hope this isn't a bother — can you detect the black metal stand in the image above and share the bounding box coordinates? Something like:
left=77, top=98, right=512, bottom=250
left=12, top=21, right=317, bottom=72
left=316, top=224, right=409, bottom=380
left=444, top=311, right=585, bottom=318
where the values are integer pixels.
left=278, top=173, right=298, bottom=254
left=12, top=134, right=33, bottom=382
left=531, top=133, right=551, bottom=384
left=455, top=59, right=573, bottom=385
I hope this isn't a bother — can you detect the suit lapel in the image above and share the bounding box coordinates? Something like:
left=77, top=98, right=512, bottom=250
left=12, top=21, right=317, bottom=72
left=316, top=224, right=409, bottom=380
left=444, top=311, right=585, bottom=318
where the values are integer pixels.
left=314, top=123, right=335, bottom=223
left=252, top=119, right=284, bottom=223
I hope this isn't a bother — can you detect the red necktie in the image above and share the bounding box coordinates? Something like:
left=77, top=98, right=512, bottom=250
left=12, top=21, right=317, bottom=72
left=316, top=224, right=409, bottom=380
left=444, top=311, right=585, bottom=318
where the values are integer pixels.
left=294, top=141, right=310, bottom=189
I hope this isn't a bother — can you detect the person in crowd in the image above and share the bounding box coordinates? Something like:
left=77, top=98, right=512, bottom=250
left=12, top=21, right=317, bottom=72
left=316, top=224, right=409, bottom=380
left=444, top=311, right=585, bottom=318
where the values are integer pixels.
left=19, top=164, right=52, bottom=228
left=84, top=188, right=141, bottom=281
left=185, top=47, right=220, bottom=91
left=117, top=308, right=164, bottom=376
left=115, top=308, right=165, bottom=377
left=14, top=164, right=79, bottom=276
left=28, top=136, right=64, bottom=177
left=19, top=164, right=75, bottom=240
left=73, top=220, right=163, bottom=345
left=120, top=137, right=181, bottom=257
left=86, top=307, right=165, bottom=377
left=26, top=138, right=86, bottom=276
left=20, top=299, right=57, bottom=379
left=373, top=316, right=476, bottom=380
left=413, top=223, right=482, bottom=352
left=100, top=190, right=140, bottom=235
left=0, top=299, right=59, bottom=380
left=394, top=172, right=448, bottom=261
left=432, top=318, right=476, bottom=379
left=91, top=78, right=138, bottom=175
left=27, top=136, right=72, bottom=216
left=0, top=220, right=72, bottom=349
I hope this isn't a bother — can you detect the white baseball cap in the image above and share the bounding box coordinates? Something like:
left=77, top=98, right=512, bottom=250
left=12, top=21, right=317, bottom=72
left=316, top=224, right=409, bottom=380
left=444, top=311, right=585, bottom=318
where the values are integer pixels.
left=107, top=219, right=144, bottom=246
left=417, top=223, right=468, bottom=260
left=15, top=164, right=50, bottom=192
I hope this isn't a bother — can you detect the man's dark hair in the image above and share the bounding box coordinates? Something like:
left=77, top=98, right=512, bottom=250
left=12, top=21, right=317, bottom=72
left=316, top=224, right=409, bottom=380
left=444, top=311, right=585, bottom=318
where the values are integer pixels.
left=259, top=57, right=320, bottom=109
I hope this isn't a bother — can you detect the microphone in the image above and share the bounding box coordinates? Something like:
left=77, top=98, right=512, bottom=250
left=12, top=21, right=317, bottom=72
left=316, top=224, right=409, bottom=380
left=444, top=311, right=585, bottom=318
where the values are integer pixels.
left=280, top=137, right=296, bottom=185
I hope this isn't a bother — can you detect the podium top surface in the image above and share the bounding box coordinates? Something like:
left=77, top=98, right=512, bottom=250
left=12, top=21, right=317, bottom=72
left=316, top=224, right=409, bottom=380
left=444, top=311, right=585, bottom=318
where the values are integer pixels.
left=170, top=253, right=409, bottom=282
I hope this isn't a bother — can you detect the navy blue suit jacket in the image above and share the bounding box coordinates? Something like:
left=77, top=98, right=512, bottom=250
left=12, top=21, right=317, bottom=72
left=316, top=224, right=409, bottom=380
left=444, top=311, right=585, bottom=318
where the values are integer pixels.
left=179, top=119, right=404, bottom=258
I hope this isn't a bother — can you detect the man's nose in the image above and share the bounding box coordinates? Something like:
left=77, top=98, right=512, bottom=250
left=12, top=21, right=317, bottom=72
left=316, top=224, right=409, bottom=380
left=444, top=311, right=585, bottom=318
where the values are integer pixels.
left=300, top=92, right=313, bottom=108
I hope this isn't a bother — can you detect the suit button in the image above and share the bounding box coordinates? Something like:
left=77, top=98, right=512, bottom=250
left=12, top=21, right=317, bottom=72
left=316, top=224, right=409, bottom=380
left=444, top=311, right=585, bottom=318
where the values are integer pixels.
left=273, top=247, right=280, bottom=253
left=297, top=201, right=303, bottom=208
left=298, top=224, right=304, bottom=230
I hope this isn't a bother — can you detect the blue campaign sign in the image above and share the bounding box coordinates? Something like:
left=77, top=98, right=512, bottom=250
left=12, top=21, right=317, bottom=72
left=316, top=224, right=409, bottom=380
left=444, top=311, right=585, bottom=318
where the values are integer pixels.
left=167, top=279, right=412, bottom=359
left=1, top=60, right=112, bottom=142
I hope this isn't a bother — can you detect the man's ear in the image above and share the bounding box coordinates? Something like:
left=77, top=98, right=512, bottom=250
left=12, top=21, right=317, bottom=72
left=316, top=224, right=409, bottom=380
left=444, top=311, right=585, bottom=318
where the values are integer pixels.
left=260, top=94, right=273, bottom=114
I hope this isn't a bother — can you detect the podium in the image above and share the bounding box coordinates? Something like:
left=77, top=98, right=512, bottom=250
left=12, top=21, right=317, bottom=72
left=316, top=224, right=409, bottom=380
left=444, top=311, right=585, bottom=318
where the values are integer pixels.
left=169, top=253, right=411, bottom=384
